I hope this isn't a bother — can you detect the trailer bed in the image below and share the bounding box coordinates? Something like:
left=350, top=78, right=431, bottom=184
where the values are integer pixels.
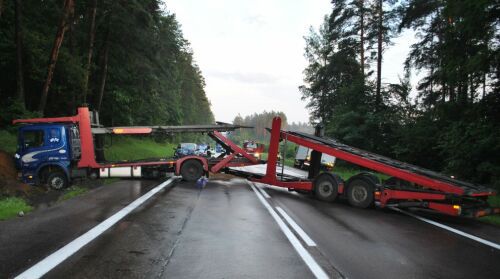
left=285, top=131, right=496, bottom=196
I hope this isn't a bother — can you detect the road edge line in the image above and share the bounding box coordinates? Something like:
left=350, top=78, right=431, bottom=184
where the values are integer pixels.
left=275, top=206, right=317, bottom=247
left=255, top=183, right=271, bottom=198
left=391, top=208, right=500, bottom=250
left=15, top=177, right=179, bottom=279
left=248, top=182, right=328, bottom=279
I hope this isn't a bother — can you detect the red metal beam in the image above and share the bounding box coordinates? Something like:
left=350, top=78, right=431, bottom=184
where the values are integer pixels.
left=251, top=177, right=313, bottom=191
left=428, top=202, right=461, bottom=216
left=211, top=131, right=259, bottom=164
left=76, top=107, right=100, bottom=168
left=265, top=117, right=282, bottom=181
left=379, top=189, right=447, bottom=206
left=13, top=115, right=79, bottom=124
left=210, top=153, right=237, bottom=173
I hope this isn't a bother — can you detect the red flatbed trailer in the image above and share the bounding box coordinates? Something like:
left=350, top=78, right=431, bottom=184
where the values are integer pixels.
left=246, top=117, right=499, bottom=218
left=13, top=107, right=260, bottom=184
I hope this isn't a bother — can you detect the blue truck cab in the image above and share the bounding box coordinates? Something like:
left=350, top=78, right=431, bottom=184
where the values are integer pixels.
left=15, top=123, right=81, bottom=189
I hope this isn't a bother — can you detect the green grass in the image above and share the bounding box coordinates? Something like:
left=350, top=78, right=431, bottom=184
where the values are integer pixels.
left=0, top=130, right=17, bottom=153
left=0, top=197, right=33, bottom=220
left=59, top=186, right=88, bottom=201
left=480, top=195, right=500, bottom=225
left=104, top=136, right=177, bottom=161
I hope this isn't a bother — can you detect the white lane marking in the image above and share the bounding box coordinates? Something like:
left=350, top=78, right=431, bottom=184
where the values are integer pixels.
left=391, top=208, right=500, bottom=250
left=249, top=182, right=328, bottom=279
left=275, top=206, right=317, bottom=247
left=15, top=177, right=179, bottom=279
left=256, top=183, right=271, bottom=198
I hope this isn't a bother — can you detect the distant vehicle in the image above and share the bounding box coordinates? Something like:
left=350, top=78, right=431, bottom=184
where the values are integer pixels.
left=243, top=140, right=265, bottom=159
left=212, top=143, right=224, bottom=158
left=174, top=143, right=197, bottom=158
left=294, top=145, right=336, bottom=170
left=195, top=143, right=211, bottom=157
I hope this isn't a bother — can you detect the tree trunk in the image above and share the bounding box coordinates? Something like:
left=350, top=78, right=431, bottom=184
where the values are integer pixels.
left=375, top=0, right=383, bottom=110
left=82, top=0, right=97, bottom=105
left=482, top=73, right=486, bottom=98
left=0, top=0, right=4, bottom=18
left=15, top=0, right=25, bottom=108
left=38, top=0, right=75, bottom=114
left=96, top=42, right=109, bottom=112
left=96, top=17, right=111, bottom=112
left=67, top=8, right=77, bottom=112
left=359, top=0, right=365, bottom=78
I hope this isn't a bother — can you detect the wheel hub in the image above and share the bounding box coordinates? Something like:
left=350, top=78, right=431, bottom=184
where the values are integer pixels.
left=351, top=185, right=368, bottom=202
left=51, top=177, right=64, bottom=189
left=319, top=181, right=332, bottom=196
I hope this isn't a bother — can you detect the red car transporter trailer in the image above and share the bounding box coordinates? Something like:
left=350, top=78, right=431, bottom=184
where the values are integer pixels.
left=13, top=107, right=260, bottom=186
left=242, top=117, right=499, bottom=218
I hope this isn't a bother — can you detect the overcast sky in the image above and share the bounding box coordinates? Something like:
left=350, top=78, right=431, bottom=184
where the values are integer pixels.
left=166, top=0, right=417, bottom=123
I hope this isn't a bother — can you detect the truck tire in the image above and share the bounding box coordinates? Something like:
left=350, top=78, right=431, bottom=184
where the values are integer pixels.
left=181, top=160, right=204, bottom=182
left=346, top=178, right=374, bottom=208
left=313, top=173, right=339, bottom=202
left=47, top=172, right=68, bottom=190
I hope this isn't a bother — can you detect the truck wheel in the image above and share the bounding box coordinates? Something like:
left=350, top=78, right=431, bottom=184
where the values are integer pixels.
left=47, top=172, right=68, bottom=190
left=313, top=173, right=338, bottom=202
left=181, top=160, right=204, bottom=182
left=346, top=178, right=374, bottom=208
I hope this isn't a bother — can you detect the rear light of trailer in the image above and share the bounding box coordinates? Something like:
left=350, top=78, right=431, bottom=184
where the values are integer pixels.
left=113, top=127, right=152, bottom=134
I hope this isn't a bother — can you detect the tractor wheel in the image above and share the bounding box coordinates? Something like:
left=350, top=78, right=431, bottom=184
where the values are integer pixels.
left=346, top=178, right=374, bottom=208
left=313, top=173, right=339, bottom=202
left=180, top=160, right=204, bottom=182
left=47, top=172, right=68, bottom=190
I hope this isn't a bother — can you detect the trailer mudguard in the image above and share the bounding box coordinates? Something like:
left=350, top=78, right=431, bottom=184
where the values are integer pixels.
left=175, top=156, right=209, bottom=176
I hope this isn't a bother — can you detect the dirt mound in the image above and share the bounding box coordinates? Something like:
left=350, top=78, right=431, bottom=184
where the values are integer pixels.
left=209, top=172, right=237, bottom=181
left=0, top=150, right=31, bottom=196
left=0, top=151, right=17, bottom=179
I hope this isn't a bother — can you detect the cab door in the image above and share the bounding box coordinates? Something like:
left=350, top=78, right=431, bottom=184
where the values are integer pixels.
left=20, top=128, right=46, bottom=166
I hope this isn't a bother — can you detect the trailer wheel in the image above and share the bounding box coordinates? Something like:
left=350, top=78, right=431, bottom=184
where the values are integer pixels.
left=346, top=178, right=374, bottom=208
left=313, top=173, right=339, bottom=202
left=47, top=172, right=68, bottom=190
left=180, top=160, right=204, bottom=182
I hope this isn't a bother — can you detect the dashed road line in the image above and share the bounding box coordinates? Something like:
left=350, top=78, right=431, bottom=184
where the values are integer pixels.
left=275, top=206, right=317, bottom=247
left=249, top=182, right=328, bottom=279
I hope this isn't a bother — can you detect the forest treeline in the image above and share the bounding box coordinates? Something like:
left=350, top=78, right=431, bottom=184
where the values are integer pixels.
left=301, top=0, right=500, bottom=188
left=230, top=111, right=313, bottom=145
left=0, top=0, right=214, bottom=127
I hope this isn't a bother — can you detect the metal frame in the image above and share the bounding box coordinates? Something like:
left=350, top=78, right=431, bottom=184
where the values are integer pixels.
left=251, top=117, right=498, bottom=217
left=14, top=107, right=259, bottom=177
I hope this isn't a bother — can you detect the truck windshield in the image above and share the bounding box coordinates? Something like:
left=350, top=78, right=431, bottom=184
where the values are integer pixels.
left=23, top=130, right=44, bottom=149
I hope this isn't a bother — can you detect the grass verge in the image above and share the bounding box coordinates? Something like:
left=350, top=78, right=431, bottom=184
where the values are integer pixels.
left=0, top=197, right=33, bottom=220
left=0, top=130, right=17, bottom=154
left=104, top=136, right=176, bottom=161
left=59, top=186, right=88, bottom=202
left=480, top=195, right=500, bottom=226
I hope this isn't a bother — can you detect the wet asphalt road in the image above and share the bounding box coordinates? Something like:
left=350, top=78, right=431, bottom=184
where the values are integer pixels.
left=1, top=178, right=499, bottom=278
